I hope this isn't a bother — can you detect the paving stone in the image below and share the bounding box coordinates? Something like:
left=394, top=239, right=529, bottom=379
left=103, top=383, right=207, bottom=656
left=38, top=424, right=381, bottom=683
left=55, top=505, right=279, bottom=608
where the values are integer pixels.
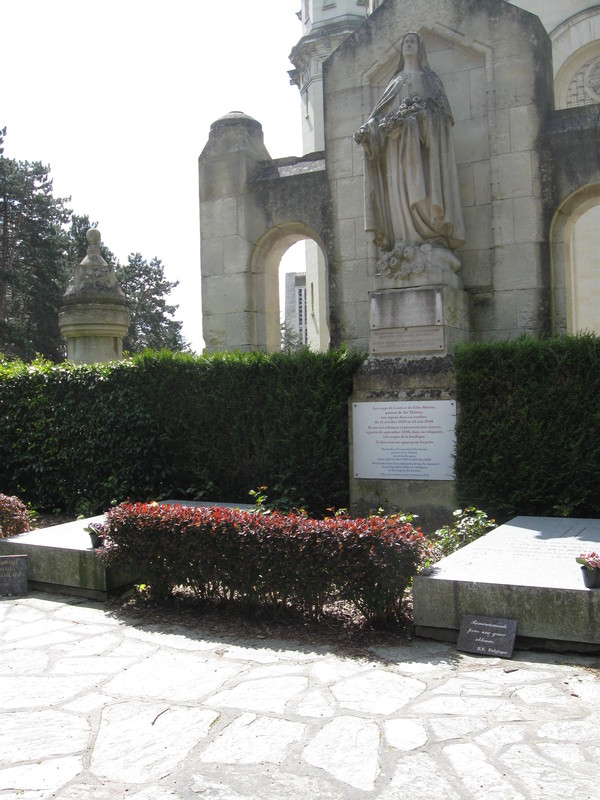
left=0, top=675, right=100, bottom=709
left=379, top=752, right=462, bottom=799
left=217, top=642, right=321, bottom=664
left=108, top=638, right=157, bottom=658
left=565, top=673, right=600, bottom=703
left=431, top=676, right=504, bottom=696
left=59, top=784, right=176, bottom=800
left=330, top=670, right=425, bottom=714
left=537, top=741, right=587, bottom=764
left=443, top=742, right=526, bottom=799
left=224, top=640, right=324, bottom=662
left=64, top=692, right=117, bottom=713
left=1, top=709, right=88, bottom=763
left=124, top=627, right=218, bottom=652
left=208, top=676, right=309, bottom=714
left=200, top=712, right=304, bottom=764
left=310, top=657, right=371, bottom=683
left=368, top=642, right=458, bottom=673
left=0, top=647, right=49, bottom=675
left=53, top=603, right=120, bottom=624
left=2, top=605, right=46, bottom=623
left=1, top=618, right=74, bottom=642
left=383, top=717, right=428, bottom=750
left=91, top=701, right=218, bottom=783
left=466, top=666, right=555, bottom=685
left=191, top=772, right=346, bottom=799
left=499, top=743, right=598, bottom=798
left=295, top=689, right=335, bottom=718
left=511, top=682, right=570, bottom=705
left=50, top=655, right=136, bottom=675
left=537, top=719, right=600, bottom=742
left=104, top=650, right=243, bottom=702
left=428, top=715, right=488, bottom=741
left=302, top=715, right=381, bottom=791
left=2, top=593, right=600, bottom=799
left=234, top=662, right=307, bottom=680
left=52, top=631, right=122, bottom=656
left=474, top=723, right=524, bottom=749
left=0, top=756, right=82, bottom=796
left=412, top=694, right=505, bottom=716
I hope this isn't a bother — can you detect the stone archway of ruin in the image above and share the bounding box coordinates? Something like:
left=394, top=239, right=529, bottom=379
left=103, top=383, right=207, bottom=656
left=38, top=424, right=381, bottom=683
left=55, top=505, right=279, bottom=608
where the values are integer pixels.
left=250, top=223, right=329, bottom=352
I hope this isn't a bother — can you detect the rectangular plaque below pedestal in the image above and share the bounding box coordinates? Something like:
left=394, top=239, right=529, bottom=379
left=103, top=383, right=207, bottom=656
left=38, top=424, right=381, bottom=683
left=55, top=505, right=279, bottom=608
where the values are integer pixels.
left=370, top=325, right=444, bottom=356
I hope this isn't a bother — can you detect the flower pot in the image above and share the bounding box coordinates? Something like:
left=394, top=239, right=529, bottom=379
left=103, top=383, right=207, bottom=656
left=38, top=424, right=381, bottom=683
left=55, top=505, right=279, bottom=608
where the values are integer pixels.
left=89, top=532, right=103, bottom=549
left=581, top=567, right=600, bottom=589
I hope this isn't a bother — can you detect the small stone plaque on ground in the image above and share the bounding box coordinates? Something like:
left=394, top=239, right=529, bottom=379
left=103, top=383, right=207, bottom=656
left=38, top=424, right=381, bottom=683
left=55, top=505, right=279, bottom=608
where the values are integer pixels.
left=457, top=614, right=517, bottom=658
left=0, top=555, right=28, bottom=596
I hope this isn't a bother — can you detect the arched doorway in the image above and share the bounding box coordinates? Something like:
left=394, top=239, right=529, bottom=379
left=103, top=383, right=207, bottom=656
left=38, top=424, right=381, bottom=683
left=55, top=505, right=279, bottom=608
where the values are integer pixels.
left=251, top=223, right=330, bottom=352
left=551, top=184, right=600, bottom=334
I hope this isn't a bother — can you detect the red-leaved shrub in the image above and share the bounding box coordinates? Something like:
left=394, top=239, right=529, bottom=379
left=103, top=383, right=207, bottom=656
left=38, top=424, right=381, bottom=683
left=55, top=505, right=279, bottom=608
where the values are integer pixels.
left=0, top=493, right=33, bottom=538
left=99, top=502, right=431, bottom=625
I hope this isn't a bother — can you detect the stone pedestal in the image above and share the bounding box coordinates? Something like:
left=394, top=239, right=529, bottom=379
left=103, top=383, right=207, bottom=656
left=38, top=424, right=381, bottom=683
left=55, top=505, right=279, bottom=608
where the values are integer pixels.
left=59, top=229, right=130, bottom=364
left=369, top=285, right=469, bottom=357
left=349, top=354, right=458, bottom=531
left=369, top=246, right=470, bottom=357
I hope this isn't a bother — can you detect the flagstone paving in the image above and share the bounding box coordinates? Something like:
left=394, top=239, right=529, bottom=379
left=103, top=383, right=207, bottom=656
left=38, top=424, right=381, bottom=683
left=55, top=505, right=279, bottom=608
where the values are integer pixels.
left=1, top=593, right=599, bottom=799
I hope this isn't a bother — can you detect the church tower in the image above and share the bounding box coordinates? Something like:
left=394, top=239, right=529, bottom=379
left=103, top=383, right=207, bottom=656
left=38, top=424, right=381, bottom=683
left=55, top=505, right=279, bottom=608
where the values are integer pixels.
left=289, top=1, right=368, bottom=153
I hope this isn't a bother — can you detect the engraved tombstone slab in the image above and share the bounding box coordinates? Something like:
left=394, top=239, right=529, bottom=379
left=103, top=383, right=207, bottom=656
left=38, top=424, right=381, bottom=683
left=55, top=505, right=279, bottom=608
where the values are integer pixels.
left=413, top=517, right=600, bottom=646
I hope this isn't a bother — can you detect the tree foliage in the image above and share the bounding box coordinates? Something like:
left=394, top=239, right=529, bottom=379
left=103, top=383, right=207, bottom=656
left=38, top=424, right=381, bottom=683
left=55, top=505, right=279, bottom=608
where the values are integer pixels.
left=0, top=124, right=187, bottom=360
left=0, top=126, right=71, bottom=360
left=117, top=254, right=187, bottom=353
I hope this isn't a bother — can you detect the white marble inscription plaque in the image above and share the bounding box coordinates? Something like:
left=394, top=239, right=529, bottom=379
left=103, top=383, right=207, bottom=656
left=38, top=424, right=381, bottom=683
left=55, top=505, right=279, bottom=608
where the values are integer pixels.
left=353, top=401, right=456, bottom=480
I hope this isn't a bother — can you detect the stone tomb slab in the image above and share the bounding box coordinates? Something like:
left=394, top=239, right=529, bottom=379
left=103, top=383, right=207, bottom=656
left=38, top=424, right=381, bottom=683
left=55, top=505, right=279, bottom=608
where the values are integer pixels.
left=0, top=516, right=132, bottom=601
left=413, top=516, right=600, bottom=647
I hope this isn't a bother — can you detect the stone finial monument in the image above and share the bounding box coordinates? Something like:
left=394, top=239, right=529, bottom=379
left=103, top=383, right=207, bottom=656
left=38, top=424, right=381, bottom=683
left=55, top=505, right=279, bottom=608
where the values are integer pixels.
left=58, top=228, right=130, bottom=364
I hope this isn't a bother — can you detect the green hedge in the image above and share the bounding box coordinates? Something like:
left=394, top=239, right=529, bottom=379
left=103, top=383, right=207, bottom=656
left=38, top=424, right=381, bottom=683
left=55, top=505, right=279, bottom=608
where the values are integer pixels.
left=0, top=348, right=365, bottom=516
left=455, top=335, right=600, bottom=521
left=98, top=502, right=430, bottom=625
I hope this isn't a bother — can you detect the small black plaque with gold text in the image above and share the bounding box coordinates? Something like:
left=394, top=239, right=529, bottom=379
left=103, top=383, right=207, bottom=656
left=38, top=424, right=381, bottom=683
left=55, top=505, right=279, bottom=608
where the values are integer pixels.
left=457, top=614, right=517, bottom=659
left=0, top=555, right=28, bottom=596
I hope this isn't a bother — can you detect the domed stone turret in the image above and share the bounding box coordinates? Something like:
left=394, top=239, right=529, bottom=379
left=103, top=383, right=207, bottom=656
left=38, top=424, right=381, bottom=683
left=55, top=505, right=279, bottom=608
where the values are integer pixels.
left=289, top=1, right=367, bottom=152
left=59, top=228, right=130, bottom=363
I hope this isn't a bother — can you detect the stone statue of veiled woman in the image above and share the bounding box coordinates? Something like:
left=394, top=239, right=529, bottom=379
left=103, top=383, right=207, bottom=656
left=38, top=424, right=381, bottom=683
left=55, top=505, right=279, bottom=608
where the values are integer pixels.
left=355, top=32, right=465, bottom=278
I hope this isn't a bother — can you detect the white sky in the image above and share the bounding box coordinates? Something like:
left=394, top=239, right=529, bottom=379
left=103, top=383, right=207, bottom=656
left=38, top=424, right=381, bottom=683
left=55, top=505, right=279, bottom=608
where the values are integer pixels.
left=2, top=0, right=305, bottom=352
